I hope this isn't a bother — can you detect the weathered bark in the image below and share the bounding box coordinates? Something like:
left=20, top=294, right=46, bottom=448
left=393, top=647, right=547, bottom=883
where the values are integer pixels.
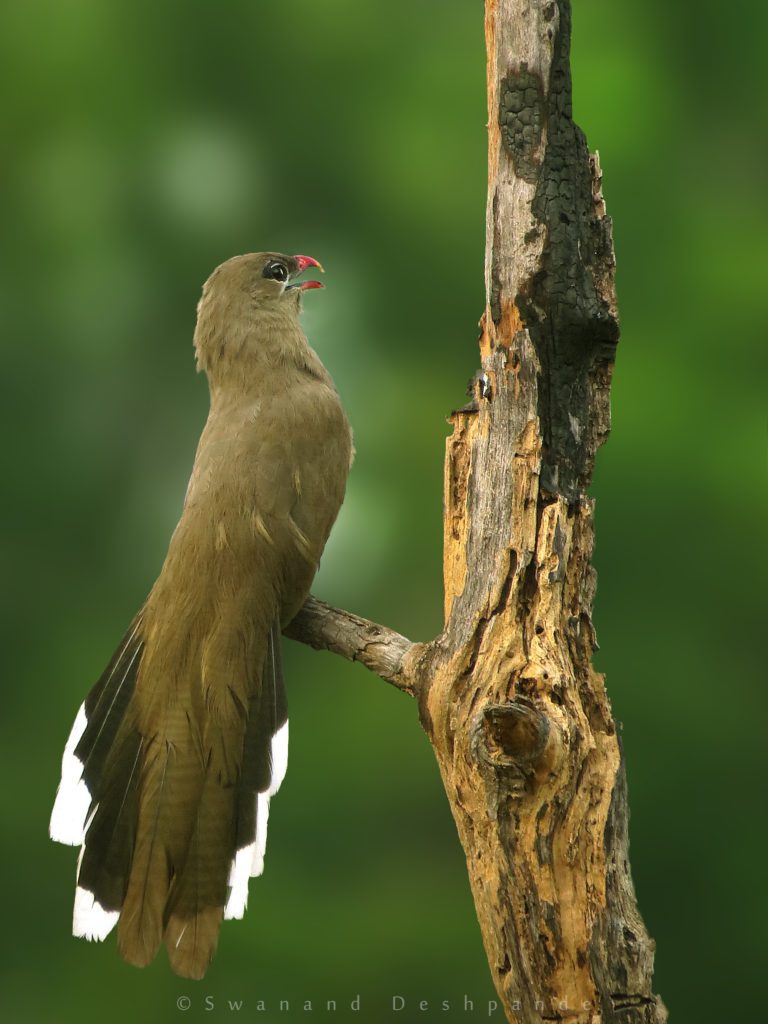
left=286, top=596, right=421, bottom=695
left=286, top=2, right=666, bottom=1021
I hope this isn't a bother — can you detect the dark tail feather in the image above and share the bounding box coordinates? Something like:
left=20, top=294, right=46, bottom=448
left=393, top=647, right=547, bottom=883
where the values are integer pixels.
left=225, top=621, right=289, bottom=918
left=78, top=615, right=145, bottom=789
left=163, top=766, right=233, bottom=979
left=50, top=615, right=145, bottom=942
left=163, top=620, right=289, bottom=977
left=75, top=731, right=143, bottom=933
left=117, top=735, right=175, bottom=967
left=50, top=614, right=144, bottom=849
left=122, top=645, right=250, bottom=977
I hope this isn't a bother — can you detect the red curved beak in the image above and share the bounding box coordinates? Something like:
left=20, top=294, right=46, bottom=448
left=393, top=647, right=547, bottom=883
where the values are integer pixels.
left=292, top=254, right=325, bottom=291
left=294, top=254, right=324, bottom=273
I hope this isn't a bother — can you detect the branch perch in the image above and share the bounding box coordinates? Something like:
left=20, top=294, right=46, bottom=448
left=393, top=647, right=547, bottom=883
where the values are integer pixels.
left=285, top=597, right=421, bottom=696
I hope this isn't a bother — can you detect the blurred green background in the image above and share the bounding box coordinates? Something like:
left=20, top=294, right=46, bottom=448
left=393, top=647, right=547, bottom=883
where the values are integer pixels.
left=1, top=1, right=764, bottom=1021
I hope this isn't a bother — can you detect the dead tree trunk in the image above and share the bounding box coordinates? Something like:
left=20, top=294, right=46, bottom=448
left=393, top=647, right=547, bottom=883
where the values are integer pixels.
left=287, top=1, right=667, bottom=1021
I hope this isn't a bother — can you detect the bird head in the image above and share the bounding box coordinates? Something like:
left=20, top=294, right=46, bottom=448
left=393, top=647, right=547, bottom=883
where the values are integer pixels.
left=200, top=251, right=324, bottom=314
left=194, top=252, right=326, bottom=381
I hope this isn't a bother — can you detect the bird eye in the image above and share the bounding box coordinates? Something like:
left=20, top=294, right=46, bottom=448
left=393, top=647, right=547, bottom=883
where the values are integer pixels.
left=263, top=262, right=288, bottom=282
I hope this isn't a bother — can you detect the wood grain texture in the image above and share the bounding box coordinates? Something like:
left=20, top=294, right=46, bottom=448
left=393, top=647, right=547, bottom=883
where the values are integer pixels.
left=285, top=597, right=422, bottom=696
left=287, top=2, right=666, bottom=1020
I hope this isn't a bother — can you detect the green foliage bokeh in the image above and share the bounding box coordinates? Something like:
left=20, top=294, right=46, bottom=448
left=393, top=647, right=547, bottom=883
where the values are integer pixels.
left=1, top=2, right=764, bottom=1021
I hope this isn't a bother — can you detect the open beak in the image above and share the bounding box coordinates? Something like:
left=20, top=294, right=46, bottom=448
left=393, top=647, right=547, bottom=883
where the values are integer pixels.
left=289, top=254, right=325, bottom=291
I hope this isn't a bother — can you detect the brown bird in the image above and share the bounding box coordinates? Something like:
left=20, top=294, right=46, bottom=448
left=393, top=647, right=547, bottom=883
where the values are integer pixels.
left=49, top=252, right=353, bottom=979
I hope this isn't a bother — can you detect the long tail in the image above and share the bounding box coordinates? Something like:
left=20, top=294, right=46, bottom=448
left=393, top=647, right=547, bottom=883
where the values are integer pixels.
left=50, top=617, right=288, bottom=979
